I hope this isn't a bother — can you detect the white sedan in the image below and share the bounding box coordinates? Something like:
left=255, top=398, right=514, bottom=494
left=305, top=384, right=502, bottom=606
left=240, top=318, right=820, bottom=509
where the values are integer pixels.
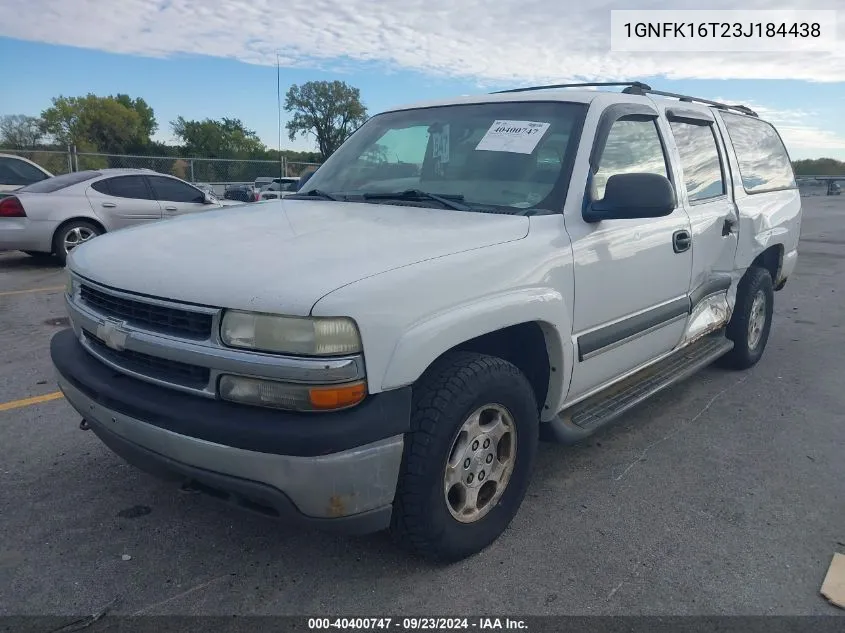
left=0, top=153, right=53, bottom=192
left=0, top=168, right=243, bottom=264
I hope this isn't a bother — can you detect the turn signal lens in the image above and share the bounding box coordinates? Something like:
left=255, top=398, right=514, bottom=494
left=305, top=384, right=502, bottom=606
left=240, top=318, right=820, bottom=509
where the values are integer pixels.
left=308, top=382, right=368, bottom=410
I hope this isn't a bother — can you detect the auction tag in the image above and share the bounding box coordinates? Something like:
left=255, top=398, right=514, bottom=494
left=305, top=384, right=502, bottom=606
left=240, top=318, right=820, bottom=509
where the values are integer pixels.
left=432, top=124, right=450, bottom=163
left=475, top=120, right=550, bottom=154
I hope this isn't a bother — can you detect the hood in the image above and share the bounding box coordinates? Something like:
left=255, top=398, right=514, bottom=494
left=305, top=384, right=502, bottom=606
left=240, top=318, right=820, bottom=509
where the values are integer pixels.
left=68, top=199, right=529, bottom=315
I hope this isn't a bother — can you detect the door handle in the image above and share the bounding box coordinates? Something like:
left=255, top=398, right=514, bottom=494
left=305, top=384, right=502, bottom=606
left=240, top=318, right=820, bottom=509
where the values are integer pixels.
left=672, top=230, right=691, bottom=253
left=164, top=206, right=177, bottom=211
left=101, top=202, right=116, bottom=208
left=721, top=216, right=737, bottom=236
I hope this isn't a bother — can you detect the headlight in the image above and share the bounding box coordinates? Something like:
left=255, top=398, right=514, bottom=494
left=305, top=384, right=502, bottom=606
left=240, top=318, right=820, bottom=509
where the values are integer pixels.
left=220, top=311, right=362, bottom=356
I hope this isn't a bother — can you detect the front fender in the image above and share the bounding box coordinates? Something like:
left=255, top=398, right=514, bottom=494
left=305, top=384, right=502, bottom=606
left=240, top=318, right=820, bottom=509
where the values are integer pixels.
left=382, top=288, right=572, bottom=418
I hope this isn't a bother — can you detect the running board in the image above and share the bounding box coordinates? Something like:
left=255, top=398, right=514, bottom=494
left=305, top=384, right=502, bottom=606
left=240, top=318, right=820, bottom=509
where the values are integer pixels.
left=542, top=332, right=734, bottom=445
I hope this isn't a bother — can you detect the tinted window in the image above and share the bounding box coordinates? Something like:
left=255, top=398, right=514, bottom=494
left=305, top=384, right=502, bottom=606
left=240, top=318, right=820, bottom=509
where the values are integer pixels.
left=303, top=101, right=588, bottom=213
left=593, top=118, right=668, bottom=200
left=147, top=176, right=204, bottom=203
left=721, top=113, right=796, bottom=193
left=18, top=170, right=101, bottom=193
left=97, top=176, right=151, bottom=199
left=669, top=121, right=725, bottom=202
left=0, top=157, right=49, bottom=186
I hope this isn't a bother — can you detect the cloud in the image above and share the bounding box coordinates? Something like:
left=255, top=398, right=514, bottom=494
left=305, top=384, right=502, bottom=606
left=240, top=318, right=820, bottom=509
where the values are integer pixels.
left=0, top=0, right=843, bottom=84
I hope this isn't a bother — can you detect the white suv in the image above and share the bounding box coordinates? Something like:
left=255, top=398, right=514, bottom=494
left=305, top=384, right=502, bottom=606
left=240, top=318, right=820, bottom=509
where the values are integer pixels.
left=51, top=82, right=801, bottom=561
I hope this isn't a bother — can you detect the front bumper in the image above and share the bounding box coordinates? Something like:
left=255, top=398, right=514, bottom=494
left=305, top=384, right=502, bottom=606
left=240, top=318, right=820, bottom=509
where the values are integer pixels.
left=51, top=328, right=412, bottom=534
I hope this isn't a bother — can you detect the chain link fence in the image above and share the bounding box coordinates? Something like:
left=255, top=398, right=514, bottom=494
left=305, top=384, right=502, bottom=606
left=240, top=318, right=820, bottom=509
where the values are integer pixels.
left=1, top=147, right=320, bottom=191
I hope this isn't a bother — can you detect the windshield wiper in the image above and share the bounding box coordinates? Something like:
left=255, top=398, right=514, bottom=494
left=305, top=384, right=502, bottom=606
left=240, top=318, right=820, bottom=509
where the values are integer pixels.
left=362, top=189, right=470, bottom=211
left=287, top=189, right=340, bottom=201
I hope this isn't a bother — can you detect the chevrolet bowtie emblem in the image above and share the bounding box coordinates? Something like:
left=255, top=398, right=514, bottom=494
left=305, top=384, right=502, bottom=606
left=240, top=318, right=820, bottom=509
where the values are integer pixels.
left=97, top=318, right=128, bottom=351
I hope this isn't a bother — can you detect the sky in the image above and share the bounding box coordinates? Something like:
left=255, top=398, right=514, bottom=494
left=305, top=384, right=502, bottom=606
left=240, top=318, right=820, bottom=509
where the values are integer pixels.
left=0, top=0, right=843, bottom=160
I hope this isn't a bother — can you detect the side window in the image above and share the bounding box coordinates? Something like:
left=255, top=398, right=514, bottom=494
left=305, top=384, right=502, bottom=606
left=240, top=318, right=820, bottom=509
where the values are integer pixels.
left=668, top=121, right=726, bottom=202
left=0, top=157, right=48, bottom=186
left=594, top=118, right=668, bottom=199
left=97, top=176, right=152, bottom=200
left=721, top=113, right=796, bottom=193
left=147, top=176, right=204, bottom=203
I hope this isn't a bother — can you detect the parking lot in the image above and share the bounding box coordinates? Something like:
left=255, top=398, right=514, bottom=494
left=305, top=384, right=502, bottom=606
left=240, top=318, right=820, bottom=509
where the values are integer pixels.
left=1, top=195, right=843, bottom=617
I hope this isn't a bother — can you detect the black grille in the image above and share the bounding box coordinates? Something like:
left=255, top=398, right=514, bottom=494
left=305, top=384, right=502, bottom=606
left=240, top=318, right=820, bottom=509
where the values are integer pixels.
left=84, top=331, right=210, bottom=389
left=79, top=284, right=213, bottom=340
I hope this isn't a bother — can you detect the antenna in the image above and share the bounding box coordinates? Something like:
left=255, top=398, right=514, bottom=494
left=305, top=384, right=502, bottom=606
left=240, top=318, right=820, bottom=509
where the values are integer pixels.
left=276, top=52, right=284, bottom=179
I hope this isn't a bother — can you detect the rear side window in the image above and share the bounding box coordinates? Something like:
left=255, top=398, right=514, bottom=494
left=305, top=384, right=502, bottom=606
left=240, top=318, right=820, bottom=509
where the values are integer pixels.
left=93, top=176, right=152, bottom=200
left=668, top=121, right=726, bottom=202
left=721, top=113, right=796, bottom=193
left=18, top=170, right=101, bottom=193
left=0, top=157, right=49, bottom=186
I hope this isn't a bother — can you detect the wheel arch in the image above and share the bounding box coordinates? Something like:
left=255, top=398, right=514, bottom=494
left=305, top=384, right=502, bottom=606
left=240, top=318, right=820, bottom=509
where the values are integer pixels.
left=381, top=290, right=572, bottom=421
left=751, top=243, right=783, bottom=285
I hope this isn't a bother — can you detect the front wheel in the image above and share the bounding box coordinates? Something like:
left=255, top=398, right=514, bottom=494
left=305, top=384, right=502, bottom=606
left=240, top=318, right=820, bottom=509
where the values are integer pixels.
left=718, top=266, right=774, bottom=370
left=390, top=351, right=539, bottom=562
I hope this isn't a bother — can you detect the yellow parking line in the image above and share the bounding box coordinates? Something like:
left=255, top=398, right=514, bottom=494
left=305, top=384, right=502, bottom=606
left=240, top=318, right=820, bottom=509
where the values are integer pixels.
left=0, top=285, right=65, bottom=297
left=0, top=391, right=64, bottom=412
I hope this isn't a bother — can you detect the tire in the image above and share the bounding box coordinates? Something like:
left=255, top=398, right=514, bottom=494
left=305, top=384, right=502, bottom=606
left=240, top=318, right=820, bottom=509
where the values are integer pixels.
left=390, top=351, right=539, bottom=562
left=53, top=220, right=102, bottom=266
left=717, top=266, right=774, bottom=370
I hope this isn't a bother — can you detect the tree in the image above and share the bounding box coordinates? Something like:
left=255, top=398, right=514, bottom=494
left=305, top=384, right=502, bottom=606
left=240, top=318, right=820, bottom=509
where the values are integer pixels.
left=40, top=94, right=154, bottom=153
left=793, top=158, right=845, bottom=176
left=114, top=94, right=158, bottom=139
left=0, top=115, right=44, bottom=148
left=284, top=80, right=368, bottom=160
left=171, top=116, right=265, bottom=157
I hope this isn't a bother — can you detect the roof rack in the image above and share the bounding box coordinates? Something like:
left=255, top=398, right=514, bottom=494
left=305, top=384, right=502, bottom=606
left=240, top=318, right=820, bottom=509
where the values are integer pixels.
left=491, top=81, right=758, bottom=117
left=492, top=81, right=651, bottom=94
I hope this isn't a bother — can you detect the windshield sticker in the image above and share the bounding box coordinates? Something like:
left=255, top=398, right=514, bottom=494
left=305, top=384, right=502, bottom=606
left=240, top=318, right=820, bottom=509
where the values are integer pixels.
left=432, top=125, right=450, bottom=163
left=475, top=120, right=550, bottom=154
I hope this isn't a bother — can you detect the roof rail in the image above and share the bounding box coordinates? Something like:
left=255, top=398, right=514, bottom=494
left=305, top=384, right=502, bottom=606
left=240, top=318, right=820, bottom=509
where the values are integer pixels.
left=621, top=84, right=758, bottom=117
left=491, top=81, right=758, bottom=117
left=491, top=81, right=652, bottom=94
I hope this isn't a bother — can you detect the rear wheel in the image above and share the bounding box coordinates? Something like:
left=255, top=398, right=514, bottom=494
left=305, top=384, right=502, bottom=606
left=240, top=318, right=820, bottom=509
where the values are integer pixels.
left=53, top=220, right=102, bottom=265
left=718, top=266, right=774, bottom=370
left=390, top=351, right=539, bottom=562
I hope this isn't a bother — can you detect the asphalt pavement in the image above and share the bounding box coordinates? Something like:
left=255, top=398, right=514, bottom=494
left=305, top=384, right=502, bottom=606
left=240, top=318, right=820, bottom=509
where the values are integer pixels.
left=1, top=196, right=843, bottom=617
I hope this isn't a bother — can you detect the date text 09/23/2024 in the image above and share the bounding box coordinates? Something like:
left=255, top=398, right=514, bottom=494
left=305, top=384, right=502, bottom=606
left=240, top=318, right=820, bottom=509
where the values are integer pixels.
left=307, top=618, right=528, bottom=631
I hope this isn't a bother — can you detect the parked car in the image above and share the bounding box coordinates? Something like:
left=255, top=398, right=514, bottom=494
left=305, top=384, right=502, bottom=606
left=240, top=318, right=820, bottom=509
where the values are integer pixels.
left=223, top=184, right=254, bottom=203
left=256, top=177, right=300, bottom=201
left=0, top=168, right=240, bottom=264
left=0, top=153, right=53, bottom=192
left=50, top=82, right=801, bottom=561
left=254, top=177, right=275, bottom=191
left=193, top=183, right=217, bottom=197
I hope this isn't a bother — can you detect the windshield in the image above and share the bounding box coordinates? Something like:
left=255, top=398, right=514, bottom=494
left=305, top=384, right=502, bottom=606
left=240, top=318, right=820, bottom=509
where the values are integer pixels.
left=301, top=101, right=587, bottom=214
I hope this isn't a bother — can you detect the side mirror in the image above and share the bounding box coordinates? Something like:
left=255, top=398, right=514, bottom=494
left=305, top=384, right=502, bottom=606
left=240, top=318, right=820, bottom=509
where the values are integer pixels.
left=583, top=172, right=676, bottom=223
left=203, top=192, right=216, bottom=204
